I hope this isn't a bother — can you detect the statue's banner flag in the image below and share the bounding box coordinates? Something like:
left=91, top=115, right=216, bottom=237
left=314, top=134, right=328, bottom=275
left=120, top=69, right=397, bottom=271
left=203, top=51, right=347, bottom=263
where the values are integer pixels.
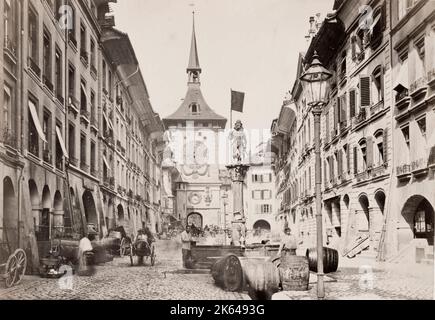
left=231, top=90, right=245, bottom=113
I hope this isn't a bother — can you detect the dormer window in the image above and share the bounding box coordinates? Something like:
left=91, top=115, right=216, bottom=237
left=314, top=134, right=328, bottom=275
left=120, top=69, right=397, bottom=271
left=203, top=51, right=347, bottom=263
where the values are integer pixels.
left=192, top=71, right=199, bottom=82
left=190, top=103, right=200, bottom=115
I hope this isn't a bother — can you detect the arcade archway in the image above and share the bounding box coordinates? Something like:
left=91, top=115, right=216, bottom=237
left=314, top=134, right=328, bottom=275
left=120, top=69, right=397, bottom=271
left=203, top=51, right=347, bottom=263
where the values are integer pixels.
left=402, top=196, right=434, bottom=246
left=253, top=220, right=271, bottom=231
left=82, top=191, right=98, bottom=229
left=2, top=177, right=18, bottom=250
left=187, top=212, right=203, bottom=229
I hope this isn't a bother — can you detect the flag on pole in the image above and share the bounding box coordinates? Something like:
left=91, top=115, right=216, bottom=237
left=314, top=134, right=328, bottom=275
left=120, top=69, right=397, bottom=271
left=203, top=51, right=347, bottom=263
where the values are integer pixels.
left=231, top=90, right=245, bottom=113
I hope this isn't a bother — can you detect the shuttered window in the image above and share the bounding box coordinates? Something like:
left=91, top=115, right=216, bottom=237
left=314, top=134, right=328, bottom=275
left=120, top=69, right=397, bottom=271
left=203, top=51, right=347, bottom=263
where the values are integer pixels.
left=360, top=76, right=371, bottom=107
left=334, top=99, right=339, bottom=130
left=338, top=150, right=343, bottom=177
left=366, top=137, right=374, bottom=169
left=383, top=128, right=388, bottom=165
left=353, top=146, right=358, bottom=174
left=340, top=95, right=347, bottom=124
left=349, top=89, right=356, bottom=117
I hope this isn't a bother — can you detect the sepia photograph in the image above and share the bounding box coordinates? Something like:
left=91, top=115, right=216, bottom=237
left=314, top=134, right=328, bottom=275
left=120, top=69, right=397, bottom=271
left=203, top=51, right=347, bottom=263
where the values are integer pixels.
left=0, top=0, right=434, bottom=305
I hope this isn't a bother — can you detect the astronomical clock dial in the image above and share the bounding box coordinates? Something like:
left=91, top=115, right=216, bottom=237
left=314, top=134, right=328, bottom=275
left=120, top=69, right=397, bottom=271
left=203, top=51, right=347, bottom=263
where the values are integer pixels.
left=181, top=141, right=210, bottom=179
left=194, top=141, right=209, bottom=165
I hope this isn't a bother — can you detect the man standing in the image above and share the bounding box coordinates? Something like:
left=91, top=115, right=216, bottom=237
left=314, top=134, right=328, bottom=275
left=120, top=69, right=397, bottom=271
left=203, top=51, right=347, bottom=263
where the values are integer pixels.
left=277, top=227, right=301, bottom=257
left=77, top=230, right=96, bottom=276
left=181, top=225, right=192, bottom=268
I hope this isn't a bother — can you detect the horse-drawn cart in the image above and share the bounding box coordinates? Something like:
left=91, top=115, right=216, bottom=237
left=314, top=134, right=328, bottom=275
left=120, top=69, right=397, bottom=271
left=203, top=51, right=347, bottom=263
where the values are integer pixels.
left=102, top=226, right=133, bottom=257
left=128, top=233, right=156, bottom=267
left=0, top=227, right=27, bottom=288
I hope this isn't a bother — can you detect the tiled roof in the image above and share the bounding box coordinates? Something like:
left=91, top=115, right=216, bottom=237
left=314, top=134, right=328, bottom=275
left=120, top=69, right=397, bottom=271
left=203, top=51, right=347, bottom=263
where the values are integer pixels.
left=164, top=84, right=226, bottom=122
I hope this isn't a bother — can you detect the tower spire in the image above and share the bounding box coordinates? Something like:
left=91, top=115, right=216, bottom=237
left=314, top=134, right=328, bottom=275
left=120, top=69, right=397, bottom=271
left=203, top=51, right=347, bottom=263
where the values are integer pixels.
left=187, top=11, right=201, bottom=74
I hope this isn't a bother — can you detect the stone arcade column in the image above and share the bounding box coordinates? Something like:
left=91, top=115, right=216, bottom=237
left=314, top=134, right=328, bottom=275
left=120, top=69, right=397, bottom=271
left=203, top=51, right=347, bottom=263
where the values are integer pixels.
left=226, top=164, right=250, bottom=246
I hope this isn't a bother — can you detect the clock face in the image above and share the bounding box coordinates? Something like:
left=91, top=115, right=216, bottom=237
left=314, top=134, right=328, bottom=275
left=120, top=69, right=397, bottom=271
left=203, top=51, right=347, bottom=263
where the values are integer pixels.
left=189, top=193, right=202, bottom=205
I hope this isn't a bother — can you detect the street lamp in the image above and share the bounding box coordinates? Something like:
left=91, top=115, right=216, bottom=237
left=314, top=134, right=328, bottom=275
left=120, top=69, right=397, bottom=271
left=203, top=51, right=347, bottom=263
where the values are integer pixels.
left=299, top=51, right=332, bottom=299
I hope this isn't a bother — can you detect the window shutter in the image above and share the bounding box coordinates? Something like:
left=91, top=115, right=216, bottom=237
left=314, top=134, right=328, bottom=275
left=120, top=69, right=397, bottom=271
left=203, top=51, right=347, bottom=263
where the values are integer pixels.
left=351, top=36, right=356, bottom=59
left=341, top=95, right=347, bottom=123
left=346, top=145, right=351, bottom=174
left=252, top=191, right=255, bottom=199
left=349, top=90, right=356, bottom=118
left=331, top=156, right=335, bottom=181
left=380, top=65, right=385, bottom=101
left=334, top=98, right=340, bottom=130
left=353, top=146, right=358, bottom=174
left=383, top=128, right=388, bottom=164
left=360, top=75, right=371, bottom=107
left=338, top=151, right=343, bottom=177
left=367, top=137, right=374, bottom=169
left=324, top=160, right=328, bottom=186
left=381, top=1, right=387, bottom=31
left=325, top=111, right=330, bottom=142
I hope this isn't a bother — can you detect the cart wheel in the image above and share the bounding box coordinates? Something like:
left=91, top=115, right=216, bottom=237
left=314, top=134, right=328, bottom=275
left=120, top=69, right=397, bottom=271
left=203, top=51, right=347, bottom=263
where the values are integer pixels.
left=13, top=249, right=27, bottom=285
left=129, top=244, right=134, bottom=266
left=5, top=255, right=18, bottom=288
left=120, top=238, right=126, bottom=257
left=150, top=247, right=156, bottom=266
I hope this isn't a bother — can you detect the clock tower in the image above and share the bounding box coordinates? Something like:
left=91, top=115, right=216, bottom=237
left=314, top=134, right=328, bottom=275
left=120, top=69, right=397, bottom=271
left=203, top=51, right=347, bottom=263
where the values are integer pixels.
left=163, top=13, right=231, bottom=231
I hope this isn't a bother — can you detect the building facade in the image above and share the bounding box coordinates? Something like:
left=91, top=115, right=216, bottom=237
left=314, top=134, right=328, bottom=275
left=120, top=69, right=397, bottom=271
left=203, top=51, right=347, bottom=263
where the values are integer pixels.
left=272, top=0, right=434, bottom=264
left=162, top=16, right=232, bottom=230
left=244, top=162, right=278, bottom=237
left=0, top=0, right=164, bottom=273
left=383, top=0, right=435, bottom=262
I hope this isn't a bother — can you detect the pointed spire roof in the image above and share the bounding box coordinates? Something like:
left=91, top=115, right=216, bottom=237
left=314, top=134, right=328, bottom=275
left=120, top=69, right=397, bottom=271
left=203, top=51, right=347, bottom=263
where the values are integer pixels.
left=187, top=12, right=201, bottom=72
left=163, top=12, right=227, bottom=129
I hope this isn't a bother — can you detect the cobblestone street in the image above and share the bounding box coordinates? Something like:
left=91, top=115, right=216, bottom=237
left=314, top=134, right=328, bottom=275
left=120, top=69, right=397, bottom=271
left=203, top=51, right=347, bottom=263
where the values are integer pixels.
left=1, top=240, right=433, bottom=300
left=0, top=240, right=248, bottom=300
left=274, top=257, right=435, bottom=300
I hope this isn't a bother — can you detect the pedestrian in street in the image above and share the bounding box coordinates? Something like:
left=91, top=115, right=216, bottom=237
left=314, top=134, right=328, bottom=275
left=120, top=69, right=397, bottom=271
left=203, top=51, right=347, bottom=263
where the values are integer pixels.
left=181, top=226, right=193, bottom=268
left=77, top=231, right=97, bottom=276
left=283, top=216, right=289, bottom=232
left=277, top=227, right=302, bottom=257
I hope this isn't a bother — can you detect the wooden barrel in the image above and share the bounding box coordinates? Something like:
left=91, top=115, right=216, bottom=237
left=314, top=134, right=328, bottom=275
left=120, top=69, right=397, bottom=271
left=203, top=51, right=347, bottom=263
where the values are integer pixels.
left=211, top=255, right=280, bottom=300
left=211, top=254, right=244, bottom=292
left=305, top=247, right=339, bottom=274
left=241, top=259, right=280, bottom=300
left=278, top=254, right=310, bottom=291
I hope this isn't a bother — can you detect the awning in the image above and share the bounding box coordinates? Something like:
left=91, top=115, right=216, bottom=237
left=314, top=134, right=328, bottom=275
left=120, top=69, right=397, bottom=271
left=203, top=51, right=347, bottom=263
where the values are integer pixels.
left=56, top=127, right=69, bottom=158
left=102, top=156, right=111, bottom=171
left=80, top=83, right=88, bottom=107
left=4, top=85, right=10, bottom=96
left=103, top=112, right=114, bottom=130
left=28, top=101, right=47, bottom=143
left=394, top=59, right=409, bottom=92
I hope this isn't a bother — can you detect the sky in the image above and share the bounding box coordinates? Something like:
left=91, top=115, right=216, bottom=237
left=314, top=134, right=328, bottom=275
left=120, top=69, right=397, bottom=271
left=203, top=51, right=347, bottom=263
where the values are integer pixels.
left=112, top=0, right=334, bottom=131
